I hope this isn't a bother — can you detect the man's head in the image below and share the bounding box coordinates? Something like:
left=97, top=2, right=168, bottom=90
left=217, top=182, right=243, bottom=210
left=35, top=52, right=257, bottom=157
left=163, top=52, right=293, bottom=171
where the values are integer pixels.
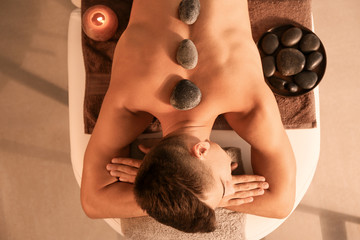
left=133, top=134, right=233, bottom=233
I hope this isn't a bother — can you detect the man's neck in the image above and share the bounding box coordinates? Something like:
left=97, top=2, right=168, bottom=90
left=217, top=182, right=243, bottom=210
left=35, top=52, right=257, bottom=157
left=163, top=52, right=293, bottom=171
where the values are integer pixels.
left=130, top=0, right=182, bottom=22
left=162, top=121, right=213, bottom=142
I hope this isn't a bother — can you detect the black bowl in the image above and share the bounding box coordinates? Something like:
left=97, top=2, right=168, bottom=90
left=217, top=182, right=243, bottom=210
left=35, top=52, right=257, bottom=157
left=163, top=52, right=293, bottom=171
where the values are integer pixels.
left=258, top=24, right=327, bottom=97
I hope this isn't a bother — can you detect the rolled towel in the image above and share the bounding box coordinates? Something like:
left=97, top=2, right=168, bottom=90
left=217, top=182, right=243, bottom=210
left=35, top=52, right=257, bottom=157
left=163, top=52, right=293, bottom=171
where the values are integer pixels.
left=120, top=208, right=246, bottom=240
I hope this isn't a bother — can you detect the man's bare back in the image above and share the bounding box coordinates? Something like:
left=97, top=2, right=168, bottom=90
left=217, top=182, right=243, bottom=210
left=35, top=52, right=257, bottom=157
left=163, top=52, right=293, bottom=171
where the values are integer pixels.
left=81, top=0, right=296, bottom=220
left=109, top=0, right=269, bottom=134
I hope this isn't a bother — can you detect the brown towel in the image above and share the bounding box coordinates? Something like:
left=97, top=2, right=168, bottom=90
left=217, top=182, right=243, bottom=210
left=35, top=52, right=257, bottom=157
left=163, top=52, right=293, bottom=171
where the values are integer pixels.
left=81, top=0, right=133, bottom=134
left=248, top=0, right=317, bottom=129
left=82, top=0, right=317, bottom=134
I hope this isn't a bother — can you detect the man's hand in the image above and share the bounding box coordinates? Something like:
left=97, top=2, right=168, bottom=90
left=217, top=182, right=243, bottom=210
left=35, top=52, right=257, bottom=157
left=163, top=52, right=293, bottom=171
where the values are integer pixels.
left=106, top=158, right=143, bottom=183
left=218, top=174, right=269, bottom=208
left=106, top=144, right=151, bottom=184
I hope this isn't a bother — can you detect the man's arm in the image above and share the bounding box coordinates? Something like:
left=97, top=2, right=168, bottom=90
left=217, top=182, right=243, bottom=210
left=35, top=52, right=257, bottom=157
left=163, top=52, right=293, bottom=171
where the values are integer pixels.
left=223, top=89, right=296, bottom=218
left=81, top=89, right=154, bottom=218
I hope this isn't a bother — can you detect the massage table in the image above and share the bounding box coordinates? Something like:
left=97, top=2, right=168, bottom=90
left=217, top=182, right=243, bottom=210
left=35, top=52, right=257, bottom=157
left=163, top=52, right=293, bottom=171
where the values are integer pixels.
left=67, top=0, right=320, bottom=239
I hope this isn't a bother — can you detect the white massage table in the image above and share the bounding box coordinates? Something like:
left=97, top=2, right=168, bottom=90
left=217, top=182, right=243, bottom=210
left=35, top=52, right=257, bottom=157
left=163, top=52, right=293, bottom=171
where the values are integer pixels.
left=68, top=1, right=320, bottom=239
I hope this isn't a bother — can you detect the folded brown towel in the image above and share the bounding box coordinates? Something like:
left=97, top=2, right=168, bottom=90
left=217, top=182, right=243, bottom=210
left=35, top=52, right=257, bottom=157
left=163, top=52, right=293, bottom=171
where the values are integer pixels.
left=248, top=0, right=317, bottom=129
left=82, top=0, right=316, bottom=134
left=81, top=0, right=133, bottom=134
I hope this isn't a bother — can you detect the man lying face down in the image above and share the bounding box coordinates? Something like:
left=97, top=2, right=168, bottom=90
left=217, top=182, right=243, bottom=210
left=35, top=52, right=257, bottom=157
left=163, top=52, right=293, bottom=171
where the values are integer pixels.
left=80, top=0, right=296, bottom=234
left=133, top=135, right=268, bottom=233
left=135, top=135, right=232, bottom=233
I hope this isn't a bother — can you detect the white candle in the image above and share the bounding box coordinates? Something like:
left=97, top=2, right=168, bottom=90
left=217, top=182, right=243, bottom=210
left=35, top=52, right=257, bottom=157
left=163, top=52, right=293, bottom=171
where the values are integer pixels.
left=82, top=5, right=118, bottom=41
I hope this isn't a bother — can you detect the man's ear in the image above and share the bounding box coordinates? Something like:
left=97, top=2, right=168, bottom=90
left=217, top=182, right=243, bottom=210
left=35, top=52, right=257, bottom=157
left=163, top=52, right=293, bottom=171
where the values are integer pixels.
left=138, top=144, right=151, bottom=154
left=192, top=141, right=210, bottom=160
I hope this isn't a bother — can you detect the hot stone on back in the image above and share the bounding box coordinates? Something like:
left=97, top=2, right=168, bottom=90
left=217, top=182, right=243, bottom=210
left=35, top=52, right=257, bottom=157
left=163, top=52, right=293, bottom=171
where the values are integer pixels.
left=170, top=80, right=202, bottom=110
left=176, top=39, right=198, bottom=69
left=179, top=0, right=201, bottom=25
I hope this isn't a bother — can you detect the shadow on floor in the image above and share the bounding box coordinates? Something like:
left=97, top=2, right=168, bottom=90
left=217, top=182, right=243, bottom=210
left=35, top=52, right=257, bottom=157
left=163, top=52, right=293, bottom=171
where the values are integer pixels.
left=297, top=204, right=360, bottom=240
left=262, top=204, right=360, bottom=240
left=0, top=55, right=68, bottom=105
left=0, top=138, right=70, bottom=164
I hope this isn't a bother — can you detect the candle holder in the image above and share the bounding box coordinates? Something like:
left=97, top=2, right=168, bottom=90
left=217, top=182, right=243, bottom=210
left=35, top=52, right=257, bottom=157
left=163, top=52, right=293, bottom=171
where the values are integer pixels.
left=82, top=5, right=118, bottom=42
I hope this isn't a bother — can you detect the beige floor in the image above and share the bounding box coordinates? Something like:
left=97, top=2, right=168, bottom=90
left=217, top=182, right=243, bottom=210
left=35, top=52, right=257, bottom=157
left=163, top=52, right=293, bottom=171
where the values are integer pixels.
left=0, top=0, right=359, bottom=239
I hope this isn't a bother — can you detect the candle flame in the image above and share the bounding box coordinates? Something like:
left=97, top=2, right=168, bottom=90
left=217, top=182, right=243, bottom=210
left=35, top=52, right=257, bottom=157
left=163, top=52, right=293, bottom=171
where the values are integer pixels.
left=97, top=16, right=105, bottom=24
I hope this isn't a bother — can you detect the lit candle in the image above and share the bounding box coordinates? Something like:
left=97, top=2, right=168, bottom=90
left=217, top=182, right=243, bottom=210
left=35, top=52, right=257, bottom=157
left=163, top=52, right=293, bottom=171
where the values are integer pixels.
left=82, top=5, right=118, bottom=42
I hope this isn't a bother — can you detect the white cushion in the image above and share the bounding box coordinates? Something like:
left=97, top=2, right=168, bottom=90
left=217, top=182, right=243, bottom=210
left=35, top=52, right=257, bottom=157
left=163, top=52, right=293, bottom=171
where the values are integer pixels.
left=71, top=0, right=81, bottom=8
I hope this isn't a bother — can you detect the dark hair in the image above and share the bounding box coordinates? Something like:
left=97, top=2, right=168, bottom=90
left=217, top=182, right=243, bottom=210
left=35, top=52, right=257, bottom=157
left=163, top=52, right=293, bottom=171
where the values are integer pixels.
left=134, top=135, right=217, bottom=233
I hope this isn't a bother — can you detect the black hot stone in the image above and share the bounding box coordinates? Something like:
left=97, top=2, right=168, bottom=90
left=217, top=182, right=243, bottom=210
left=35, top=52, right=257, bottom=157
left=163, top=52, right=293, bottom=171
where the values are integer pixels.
left=294, top=71, right=318, bottom=89
left=276, top=48, right=306, bottom=76
left=170, top=79, right=202, bottom=110
left=306, top=51, right=323, bottom=70
left=176, top=39, right=198, bottom=69
left=261, top=33, right=279, bottom=55
left=269, top=77, right=287, bottom=90
left=261, top=56, right=276, bottom=77
left=285, top=82, right=299, bottom=93
left=300, top=33, right=321, bottom=52
left=179, top=0, right=201, bottom=25
left=281, top=27, right=303, bottom=47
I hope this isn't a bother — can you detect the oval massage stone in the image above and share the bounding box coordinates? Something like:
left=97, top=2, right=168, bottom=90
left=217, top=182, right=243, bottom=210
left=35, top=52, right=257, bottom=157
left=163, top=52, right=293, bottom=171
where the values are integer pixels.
left=285, top=82, right=299, bottom=93
left=170, top=79, right=202, bottom=110
left=306, top=51, right=323, bottom=70
left=294, top=71, right=318, bottom=89
left=269, top=77, right=287, bottom=90
left=261, top=56, right=276, bottom=77
left=179, top=0, right=201, bottom=25
left=176, top=39, right=198, bottom=69
left=261, top=33, right=279, bottom=55
left=276, top=48, right=306, bottom=76
left=300, top=33, right=321, bottom=53
left=281, top=27, right=303, bottom=47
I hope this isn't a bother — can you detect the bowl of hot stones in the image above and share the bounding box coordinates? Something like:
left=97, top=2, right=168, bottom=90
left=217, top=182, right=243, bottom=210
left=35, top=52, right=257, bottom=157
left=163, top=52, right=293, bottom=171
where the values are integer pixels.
left=258, top=24, right=327, bottom=97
